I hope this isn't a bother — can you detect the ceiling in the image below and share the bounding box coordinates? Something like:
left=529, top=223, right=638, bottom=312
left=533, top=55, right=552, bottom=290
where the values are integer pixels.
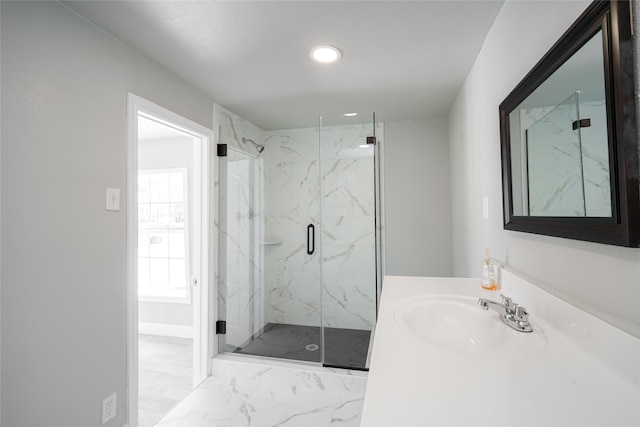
left=62, top=0, right=504, bottom=130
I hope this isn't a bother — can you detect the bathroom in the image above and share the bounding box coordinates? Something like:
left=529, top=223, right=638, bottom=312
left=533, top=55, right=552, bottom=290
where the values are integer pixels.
left=1, top=1, right=639, bottom=426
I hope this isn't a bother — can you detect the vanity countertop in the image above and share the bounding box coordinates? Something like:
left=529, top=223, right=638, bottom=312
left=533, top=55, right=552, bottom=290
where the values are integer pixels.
left=361, top=274, right=640, bottom=426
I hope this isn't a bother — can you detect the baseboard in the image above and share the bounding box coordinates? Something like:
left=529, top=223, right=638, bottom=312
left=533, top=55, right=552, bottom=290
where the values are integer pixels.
left=138, top=322, right=193, bottom=339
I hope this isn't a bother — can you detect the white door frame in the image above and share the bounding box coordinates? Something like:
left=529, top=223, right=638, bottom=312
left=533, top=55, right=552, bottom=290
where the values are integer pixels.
left=127, top=93, right=211, bottom=427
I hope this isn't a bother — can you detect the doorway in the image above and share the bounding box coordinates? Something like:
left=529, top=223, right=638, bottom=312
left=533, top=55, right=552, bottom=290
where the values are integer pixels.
left=127, top=94, right=211, bottom=427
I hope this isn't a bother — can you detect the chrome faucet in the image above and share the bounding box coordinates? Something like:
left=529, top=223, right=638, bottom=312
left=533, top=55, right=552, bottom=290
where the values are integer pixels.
left=478, top=294, right=533, bottom=333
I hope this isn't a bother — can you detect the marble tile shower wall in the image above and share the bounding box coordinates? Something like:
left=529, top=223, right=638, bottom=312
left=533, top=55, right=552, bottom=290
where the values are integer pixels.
left=217, top=107, right=265, bottom=154
left=262, top=127, right=322, bottom=328
left=214, top=104, right=378, bottom=336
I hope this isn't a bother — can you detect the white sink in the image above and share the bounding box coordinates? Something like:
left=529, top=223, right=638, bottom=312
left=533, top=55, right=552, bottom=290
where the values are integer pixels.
left=394, top=295, right=547, bottom=354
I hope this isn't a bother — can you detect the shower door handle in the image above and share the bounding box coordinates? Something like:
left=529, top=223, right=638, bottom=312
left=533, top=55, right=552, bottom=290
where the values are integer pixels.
left=307, top=224, right=315, bottom=255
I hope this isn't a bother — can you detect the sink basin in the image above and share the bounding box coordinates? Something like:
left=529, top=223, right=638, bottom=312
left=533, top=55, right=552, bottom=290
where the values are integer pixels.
left=394, top=295, right=547, bottom=354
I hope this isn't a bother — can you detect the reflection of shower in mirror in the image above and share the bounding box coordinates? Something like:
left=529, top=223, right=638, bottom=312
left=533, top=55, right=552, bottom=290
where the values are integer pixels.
left=242, top=137, right=265, bottom=154
left=523, top=91, right=610, bottom=218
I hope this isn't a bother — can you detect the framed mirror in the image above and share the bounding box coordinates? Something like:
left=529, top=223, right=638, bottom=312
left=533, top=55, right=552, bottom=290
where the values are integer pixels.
left=499, top=0, right=639, bottom=247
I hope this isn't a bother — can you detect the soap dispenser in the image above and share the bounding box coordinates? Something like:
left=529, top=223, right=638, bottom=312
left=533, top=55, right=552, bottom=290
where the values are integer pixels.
left=481, top=248, right=497, bottom=290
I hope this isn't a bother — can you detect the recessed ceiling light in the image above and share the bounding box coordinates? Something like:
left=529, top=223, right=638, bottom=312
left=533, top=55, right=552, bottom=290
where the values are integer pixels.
left=343, top=112, right=358, bottom=117
left=310, top=45, right=342, bottom=64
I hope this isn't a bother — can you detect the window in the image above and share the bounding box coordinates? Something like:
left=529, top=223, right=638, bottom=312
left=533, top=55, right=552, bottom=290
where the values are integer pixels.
left=138, top=169, right=190, bottom=302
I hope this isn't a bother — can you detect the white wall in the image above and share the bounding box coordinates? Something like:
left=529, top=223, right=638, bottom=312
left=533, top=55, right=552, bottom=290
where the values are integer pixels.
left=449, top=0, right=640, bottom=338
left=384, top=119, right=452, bottom=277
left=0, top=2, right=212, bottom=426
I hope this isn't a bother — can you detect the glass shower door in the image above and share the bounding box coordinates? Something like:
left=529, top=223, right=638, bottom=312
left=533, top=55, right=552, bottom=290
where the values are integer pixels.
left=258, top=125, right=323, bottom=362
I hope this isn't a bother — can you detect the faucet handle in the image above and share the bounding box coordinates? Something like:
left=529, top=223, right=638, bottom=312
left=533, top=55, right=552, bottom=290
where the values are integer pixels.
left=500, top=294, right=512, bottom=308
left=514, top=306, right=529, bottom=322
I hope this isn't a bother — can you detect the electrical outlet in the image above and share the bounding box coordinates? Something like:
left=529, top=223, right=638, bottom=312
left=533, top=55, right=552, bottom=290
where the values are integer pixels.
left=102, top=392, right=117, bottom=424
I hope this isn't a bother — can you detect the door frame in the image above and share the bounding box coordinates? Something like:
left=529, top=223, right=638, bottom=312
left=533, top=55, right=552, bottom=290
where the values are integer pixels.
left=127, top=93, right=212, bottom=426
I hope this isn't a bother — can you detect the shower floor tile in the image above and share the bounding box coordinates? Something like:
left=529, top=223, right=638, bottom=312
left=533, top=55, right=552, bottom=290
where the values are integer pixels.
left=233, top=323, right=370, bottom=369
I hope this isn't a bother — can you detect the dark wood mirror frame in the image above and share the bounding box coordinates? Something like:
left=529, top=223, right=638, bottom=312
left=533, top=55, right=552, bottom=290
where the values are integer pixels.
left=499, top=0, right=639, bottom=247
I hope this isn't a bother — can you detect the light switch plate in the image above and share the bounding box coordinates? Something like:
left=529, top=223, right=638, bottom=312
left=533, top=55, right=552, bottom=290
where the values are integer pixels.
left=106, top=188, right=120, bottom=211
left=482, top=196, right=489, bottom=219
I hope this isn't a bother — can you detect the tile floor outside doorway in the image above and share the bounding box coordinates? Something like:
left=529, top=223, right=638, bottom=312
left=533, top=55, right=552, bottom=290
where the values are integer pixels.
left=139, top=334, right=194, bottom=427
left=155, top=355, right=367, bottom=427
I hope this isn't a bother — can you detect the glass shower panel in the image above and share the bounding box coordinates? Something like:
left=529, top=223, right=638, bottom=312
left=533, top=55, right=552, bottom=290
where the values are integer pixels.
left=320, top=113, right=378, bottom=370
left=526, top=93, right=585, bottom=216
left=218, top=147, right=264, bottom=352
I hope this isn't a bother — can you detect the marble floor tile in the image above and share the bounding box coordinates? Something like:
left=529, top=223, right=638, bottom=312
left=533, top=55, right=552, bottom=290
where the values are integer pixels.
left=155, top=355, right=366, bottom=427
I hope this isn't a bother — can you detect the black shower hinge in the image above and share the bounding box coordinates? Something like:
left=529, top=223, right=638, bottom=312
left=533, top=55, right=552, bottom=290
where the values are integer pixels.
left=217, top=144, right=228, bottom=157
left=366, top=136, right=376, bottom=145
left=216, top=320, right=226, bottom=335
left=572, top=118, right=591, bottom=130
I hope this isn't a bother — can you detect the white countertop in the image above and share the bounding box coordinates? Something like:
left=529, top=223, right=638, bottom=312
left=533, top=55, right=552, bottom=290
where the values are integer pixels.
left=361, top=274, right=640, bottom=426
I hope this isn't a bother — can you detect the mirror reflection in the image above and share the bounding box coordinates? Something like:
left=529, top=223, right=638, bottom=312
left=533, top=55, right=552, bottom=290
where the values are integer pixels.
left=508, top=30, right=611, bottom=217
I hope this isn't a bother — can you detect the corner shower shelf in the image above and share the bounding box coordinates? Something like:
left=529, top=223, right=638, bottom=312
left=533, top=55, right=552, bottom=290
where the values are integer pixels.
left=262, top=239, right=282, bottom=246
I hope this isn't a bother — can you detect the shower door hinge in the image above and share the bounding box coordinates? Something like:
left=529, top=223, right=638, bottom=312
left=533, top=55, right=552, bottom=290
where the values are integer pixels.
left=366, top=136, right=376, bottom=145
left=572, top=118, right=591, bottom=130
left=216, top=320, right=227, bottom=335
left=217, top=144, right=228, bottom=157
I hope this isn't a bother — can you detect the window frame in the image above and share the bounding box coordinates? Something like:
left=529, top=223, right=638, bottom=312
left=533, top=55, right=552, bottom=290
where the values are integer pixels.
left=137, top=167, right=192, bottom=304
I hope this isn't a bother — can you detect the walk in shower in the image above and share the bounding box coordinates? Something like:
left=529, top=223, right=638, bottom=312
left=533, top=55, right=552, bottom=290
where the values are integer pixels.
left=217, top=111, right=381, bottom=370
